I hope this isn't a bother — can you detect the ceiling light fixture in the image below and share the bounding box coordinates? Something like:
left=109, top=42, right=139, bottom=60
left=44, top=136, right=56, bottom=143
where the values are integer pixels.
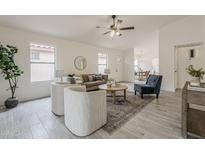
left=96, top=15, right=134, bottom=38
left=116, top=31, right=120, bottom=36
left=110, top=30, right=115, bottom=37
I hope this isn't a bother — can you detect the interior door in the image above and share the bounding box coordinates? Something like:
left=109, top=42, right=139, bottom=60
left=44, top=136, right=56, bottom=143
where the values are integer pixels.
left=177, top=45, right=203, bottom=89
left=174, top=48, right=178, bottom=90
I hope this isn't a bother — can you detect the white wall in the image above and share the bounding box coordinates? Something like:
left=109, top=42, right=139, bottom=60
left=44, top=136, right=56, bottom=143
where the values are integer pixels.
left=123, top=49, right=135, bottom=82
left=159, top=16, right=205, bottom=91
left=176, top=45, right=204, bottom=89
left=0, top=26, right=124, bottom=105
left=134, top=31, right=159, bottom=73
left=123, top=31, right=159, bottom=82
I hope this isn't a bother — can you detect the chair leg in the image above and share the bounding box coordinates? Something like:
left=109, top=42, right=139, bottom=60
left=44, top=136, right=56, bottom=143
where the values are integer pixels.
left=141, top=93, right=144, bottom=99
left=156, top=93, right=159, bottom=99
left=135, top=90, right=136, bottom=95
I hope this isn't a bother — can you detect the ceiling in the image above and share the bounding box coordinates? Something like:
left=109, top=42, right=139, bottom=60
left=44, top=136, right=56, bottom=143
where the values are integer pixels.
left=0, top=15, right=186, bottom=50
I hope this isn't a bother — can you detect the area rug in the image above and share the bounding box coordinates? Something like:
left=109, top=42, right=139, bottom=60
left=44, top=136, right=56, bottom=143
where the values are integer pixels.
left=102, top=91, right=155, bottom=134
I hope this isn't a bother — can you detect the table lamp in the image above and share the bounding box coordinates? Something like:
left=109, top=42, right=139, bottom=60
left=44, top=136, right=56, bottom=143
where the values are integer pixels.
left=55, top=70, right=64, bottom=82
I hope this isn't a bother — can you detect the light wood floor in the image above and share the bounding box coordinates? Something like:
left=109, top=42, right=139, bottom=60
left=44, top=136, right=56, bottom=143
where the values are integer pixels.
left=0, top=83, right=182, bottom=139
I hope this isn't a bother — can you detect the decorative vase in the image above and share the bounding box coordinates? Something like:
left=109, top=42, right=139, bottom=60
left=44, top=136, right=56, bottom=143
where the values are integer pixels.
left=190, top=77, right=200, bottom=87
left=5, top=97, right=19, bottom=109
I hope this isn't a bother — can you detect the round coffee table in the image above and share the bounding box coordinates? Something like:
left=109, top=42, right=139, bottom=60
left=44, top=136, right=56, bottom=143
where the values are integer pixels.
left=99, top=84, right=128, bottom=104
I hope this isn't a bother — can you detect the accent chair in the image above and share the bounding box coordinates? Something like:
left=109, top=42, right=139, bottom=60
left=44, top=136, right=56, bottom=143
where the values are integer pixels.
left=64, top=86, right=107, bottom=136
left=134, top=75, right=163, bottom=99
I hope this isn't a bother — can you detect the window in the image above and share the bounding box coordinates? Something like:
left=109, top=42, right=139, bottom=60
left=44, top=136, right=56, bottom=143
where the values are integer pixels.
left=31, top=52, right=40, bottom=60
left=134, top=59, right=139, bottom=72
left=30, top=43, right=55, bottom=82
left=98, top=53, right=108, bottom=74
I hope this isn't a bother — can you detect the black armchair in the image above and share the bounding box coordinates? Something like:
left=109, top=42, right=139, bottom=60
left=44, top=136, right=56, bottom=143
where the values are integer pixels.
left=134, top=75, right=162, bottom=99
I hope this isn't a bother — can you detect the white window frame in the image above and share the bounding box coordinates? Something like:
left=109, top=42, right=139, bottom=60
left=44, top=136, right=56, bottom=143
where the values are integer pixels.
left=30, top=43, right=55, bottom=83
left=98, top=53, right=108, bottom=74
left=31, top=51, right=40, bottom=60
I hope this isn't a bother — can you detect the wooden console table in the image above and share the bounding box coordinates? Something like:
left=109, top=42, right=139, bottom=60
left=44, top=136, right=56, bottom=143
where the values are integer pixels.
left=182, top=82, right=205, bottom=138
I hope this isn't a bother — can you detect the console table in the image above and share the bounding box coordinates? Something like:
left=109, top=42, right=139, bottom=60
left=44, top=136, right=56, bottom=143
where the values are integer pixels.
left=182, top=82, right=205, bottom=138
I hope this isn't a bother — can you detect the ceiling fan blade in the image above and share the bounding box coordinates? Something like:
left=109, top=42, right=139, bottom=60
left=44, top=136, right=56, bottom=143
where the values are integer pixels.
left=96, top=26, right=110, bottom=29
left=103, top=31, right=111, bottom=35
left=120, top=27, right=135, bottom=30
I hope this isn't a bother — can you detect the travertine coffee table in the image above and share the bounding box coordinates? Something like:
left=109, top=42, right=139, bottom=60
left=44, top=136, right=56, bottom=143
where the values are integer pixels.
left=99, top=84, right=128, bottom=104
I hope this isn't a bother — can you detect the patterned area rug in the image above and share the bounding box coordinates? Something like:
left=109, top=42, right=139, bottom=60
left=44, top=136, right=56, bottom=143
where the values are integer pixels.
left=102, top=91, right=155, bottom=134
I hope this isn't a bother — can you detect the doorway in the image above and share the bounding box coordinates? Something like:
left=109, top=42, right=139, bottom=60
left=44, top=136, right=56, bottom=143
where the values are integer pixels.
left=174, top=43, right=204, bottom=90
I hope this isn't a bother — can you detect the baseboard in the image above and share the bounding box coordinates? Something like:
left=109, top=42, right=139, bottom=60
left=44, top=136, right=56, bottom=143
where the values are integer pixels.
left=119, top=81, right=134, bottom=83
left=20, top=95, right=50, bottom=103
left=0, top=95, right=50, bottom=110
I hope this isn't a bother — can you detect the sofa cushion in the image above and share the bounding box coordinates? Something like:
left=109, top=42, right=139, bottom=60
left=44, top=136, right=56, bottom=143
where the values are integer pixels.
left=81, top=74, right=89, bottom=82
left=83, top=81, right=100, bottom=88
left=99, top=80, right=106, bottom=84
left=134, top=84, right=155, bottom=94
left=83, top=80, right=106, bottom=88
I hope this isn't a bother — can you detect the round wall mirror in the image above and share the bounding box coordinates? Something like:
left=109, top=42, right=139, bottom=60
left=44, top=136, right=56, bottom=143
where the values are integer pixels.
left=74, top=56, right=87, bottom=71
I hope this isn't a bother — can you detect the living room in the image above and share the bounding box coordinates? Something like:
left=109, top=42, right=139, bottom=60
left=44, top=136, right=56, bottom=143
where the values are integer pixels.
left=1, top=14, right=205, bottom=141
left=2, top=1, right=205, bottom=154
left=0, top=21, right=124, bottom=103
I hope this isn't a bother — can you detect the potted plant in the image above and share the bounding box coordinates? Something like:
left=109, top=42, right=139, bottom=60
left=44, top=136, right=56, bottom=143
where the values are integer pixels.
left=0, top=43, right=23, bottom=109
left=186, top=65, right=205, bottom=86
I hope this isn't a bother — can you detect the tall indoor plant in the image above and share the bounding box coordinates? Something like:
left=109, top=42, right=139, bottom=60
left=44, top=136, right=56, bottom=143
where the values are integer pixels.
left=0, top=43, right=23, bottom=109
left=186, top=65, right=205, bottom=86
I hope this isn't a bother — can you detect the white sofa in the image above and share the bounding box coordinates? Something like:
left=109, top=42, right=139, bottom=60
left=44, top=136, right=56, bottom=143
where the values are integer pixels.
left=64, top=86, right=107, bottom=136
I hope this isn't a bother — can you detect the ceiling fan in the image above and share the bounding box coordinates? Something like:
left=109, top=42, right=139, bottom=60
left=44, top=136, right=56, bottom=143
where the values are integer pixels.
left=96, top=15, right=134, bottom=37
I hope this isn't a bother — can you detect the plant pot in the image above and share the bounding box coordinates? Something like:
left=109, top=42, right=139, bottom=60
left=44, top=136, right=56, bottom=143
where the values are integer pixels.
left=5, top=97, right=19, bottom=109
left=190, top=77, right=200, bottom=87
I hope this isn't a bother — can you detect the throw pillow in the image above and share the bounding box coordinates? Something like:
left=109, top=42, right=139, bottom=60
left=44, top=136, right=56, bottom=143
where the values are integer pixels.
left=82, top=75, right=89, bottom=82
left=88, top=75, right=94, bottom=81
left=92, top=75, right=97, bottom=81
left=95, top=74, right=103, bottom=80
